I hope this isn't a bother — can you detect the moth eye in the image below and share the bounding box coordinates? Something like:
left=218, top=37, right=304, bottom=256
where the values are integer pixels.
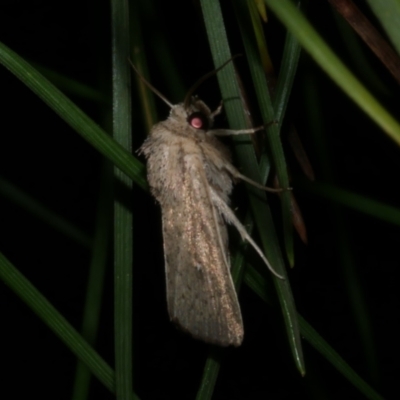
left=188, top=112, right=209, bottom=131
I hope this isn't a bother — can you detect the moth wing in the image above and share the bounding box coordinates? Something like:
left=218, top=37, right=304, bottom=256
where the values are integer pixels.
left=162, top=154, right=243, bottom=347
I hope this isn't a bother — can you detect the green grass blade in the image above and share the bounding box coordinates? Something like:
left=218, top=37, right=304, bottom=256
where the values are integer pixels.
left=72, top=164, right=112, bottom=400
left=200, top=0, right=305, bottom=377
left=331, top=11, right=389, bottom=95
left=300, top=314, right=384, bottom=400
left=29, top=61, right=109, bottom=104
left=130, top=3, right=159, bottom=132
left=0, top=40, right=147, bottom=191
left=0, top=251, right=142, bottom=399
left=0, top=252, right=115, bottom=393
left=0, top=176, right=92, bottom=248
left=195, top=348, right=223, bottom=400
left=244, top=265, right=385, bottom=400
left=264, top=0, right=400, bottom=146
left=334, top=212, right=379, bottom=384
left=300, top=72, right=380, bottom=391
left=273, top=18, right=302, bottom=131
left=235, top=0, right=294, bottom=266
left=111, top=0, right=134, bottom=398
left=300, top=179, right=400, bottom=227
left=365, top=0, right=400, bottom=56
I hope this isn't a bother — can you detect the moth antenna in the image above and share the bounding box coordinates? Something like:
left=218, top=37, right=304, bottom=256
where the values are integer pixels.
left=129, top=59, right=174, bottom=109
left=183, top=54, right=242, bottom=110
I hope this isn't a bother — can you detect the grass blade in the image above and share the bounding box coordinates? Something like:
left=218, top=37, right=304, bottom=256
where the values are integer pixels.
left=0, top=40, right=147, bottom=190
left=264, top=0, right=400, bottom=146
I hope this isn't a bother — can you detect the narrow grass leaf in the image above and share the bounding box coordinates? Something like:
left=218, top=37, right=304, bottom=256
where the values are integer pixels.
left=200, top=0, right=305, bottom=377
left=365, top=0, right=400, bottom=56
left=264, top=0, right=400, bottom=147
left=112, top=1, right=134, bottom=398
left=0, top=41, right=147, bottom=190
left=0, top=252, right=115, bottom=393
left=244, top=265, right=385, bottom=400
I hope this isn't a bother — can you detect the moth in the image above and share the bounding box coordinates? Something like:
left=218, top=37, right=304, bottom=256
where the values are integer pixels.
left=133, top=59, right=284, bottom=347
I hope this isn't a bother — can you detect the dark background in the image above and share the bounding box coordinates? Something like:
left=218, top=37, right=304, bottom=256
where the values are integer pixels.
left=0, top=1, right=398, bottom=399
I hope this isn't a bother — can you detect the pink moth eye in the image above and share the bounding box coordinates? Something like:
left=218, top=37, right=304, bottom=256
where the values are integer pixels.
left=187, top=112, right=209, bottom=131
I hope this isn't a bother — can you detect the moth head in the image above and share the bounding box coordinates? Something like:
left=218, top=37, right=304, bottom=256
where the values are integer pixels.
left=130, top=55, right=241, bottom=132
left=185, top=96, right=213, bottom=131
left=180, top=56, right=241, bottom=131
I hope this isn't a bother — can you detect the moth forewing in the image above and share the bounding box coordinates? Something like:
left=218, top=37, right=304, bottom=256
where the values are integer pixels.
left=162, top=149, right=243, bottom=346
left=136, top=62, right=284, bottom=346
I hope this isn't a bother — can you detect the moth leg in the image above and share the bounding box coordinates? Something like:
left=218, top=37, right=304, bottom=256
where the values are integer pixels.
left=209, top=188, right=285, bottom=280
left=236, top=173, right=289, bottom=193
left=210, top=101, right=223, bottom=119
left=210, top=123, right=289, bottom=192
left=223, top=163, right=291, bottom=193
left=209, top=126, right=264, bottom=137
